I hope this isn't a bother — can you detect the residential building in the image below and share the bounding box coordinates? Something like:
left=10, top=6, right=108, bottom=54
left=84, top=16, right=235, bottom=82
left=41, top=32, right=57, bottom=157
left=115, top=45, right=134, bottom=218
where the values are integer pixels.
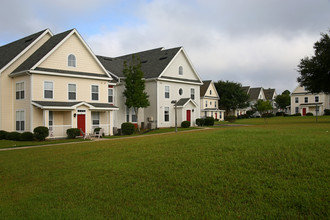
left=290, top=86, right=330, bottom=115
left=200, top=80, right=225, bottom=120
left=0, top=29, right=118, bottom=137
left=98, top=47, right=203, bottom=129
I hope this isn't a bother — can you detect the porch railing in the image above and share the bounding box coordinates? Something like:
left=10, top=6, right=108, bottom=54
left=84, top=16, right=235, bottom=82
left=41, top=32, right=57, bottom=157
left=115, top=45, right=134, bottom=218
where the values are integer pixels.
left=49, top=125, right=72, bottom=138
left=91, top=124, right=110, bottom=136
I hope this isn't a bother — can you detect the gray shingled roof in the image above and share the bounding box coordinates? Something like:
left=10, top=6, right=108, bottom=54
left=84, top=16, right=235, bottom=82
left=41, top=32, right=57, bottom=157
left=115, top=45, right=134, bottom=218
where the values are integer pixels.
left=32, top=101, right=118, bottom=109
left=200, top=80, right=212, bottom=97
left=0, top=29, right=47, bottom=71
left=25, top=67, right=109, bottom=78
left=248, top=87, right=262, bottom=100
left=97, top=47, right=181, bottom=79
left=13, top=29, right=73, bottom=73
left=241, top=86, right=250, bottom=94
left=176, top=98, right=191, bottom=107
left=263, top=88, right=276, bottom=100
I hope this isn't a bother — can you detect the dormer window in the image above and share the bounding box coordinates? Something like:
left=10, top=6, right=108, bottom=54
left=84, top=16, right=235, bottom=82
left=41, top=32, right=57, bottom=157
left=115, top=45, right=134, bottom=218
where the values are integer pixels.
left=179, top=66, right=183, bottom=75
left=68, top=54, right=76, bottom=67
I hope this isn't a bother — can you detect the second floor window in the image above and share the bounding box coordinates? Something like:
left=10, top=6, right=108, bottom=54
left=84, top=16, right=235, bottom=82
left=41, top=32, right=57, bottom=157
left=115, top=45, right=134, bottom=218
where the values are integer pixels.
left=205, top=100, right=208, bottom=107
left=68, top=84, right=76, bottom=100
left=215, top=101, right=217, bottom=108
left=165, top=86, right=170, bottom=99
left=16, top=82, right=24, bottom=100
left=44, top=81, right=53, bottom=99
left=295, top=97, right=299, bottom=103
left=68, top=54, right=76, bottom=67
left=91, top=85, right=99, bottom=101
left=108, top=88, right=114, bottom=103
left=315, top=96, right=319, bottom=102
left=304, top=97, right=308, bottom=103
left=191, top=88, right=195, bottom=100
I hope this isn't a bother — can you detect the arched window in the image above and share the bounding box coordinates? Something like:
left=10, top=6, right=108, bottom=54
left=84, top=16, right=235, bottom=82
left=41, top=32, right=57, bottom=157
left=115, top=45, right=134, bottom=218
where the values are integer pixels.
left=179, top=66, right=183, bottom=75
left=68, top=54, right=76, bottom=67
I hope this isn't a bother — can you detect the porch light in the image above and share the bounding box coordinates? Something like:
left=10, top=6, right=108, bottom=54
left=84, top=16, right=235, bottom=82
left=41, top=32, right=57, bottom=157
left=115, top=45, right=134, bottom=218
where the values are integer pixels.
left=73, top=113, right=76, bottom=117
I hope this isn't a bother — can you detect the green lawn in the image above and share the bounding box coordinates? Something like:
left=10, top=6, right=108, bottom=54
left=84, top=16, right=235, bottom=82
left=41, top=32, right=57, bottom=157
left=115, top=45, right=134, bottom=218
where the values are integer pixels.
left=0, top=117, right=329, bottom=219
left=0, top=138, right=90, bottom=149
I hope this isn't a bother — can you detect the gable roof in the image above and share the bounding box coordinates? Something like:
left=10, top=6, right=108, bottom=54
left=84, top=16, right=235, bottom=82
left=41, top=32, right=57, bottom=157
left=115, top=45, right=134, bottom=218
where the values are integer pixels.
left=263, top=88, right=276, bottom=100
left=176, top=98, right=197, bottom=108
left=0, top=29, right=50, bottom=73
left=241, top=86, right=250, bottom=94
left=248, top=87, right=263, bottom=100
left=12, top=29, right=73, bottom=74
left=97, top=47, right=182, bottom=79
left=200, top=80, right=212, bottom=97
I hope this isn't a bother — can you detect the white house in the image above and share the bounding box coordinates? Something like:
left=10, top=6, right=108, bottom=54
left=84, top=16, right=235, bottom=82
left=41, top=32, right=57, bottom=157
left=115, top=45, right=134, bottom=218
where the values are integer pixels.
left=290, top=86, right=330, bottom=115
left=98, top=47, right=203, bottom=130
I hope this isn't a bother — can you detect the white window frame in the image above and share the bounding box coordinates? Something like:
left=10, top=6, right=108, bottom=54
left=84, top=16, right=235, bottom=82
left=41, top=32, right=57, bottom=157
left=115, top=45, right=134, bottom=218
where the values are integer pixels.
left=179, top=88, right=183, bottom=96
left=179, top=66, right=183, bottom=75
left=92, top=112, right=100, bottom=127
left=16, top=81, right=25, bottom=100
left=68, top=54, right=76, bottom=67
left=91, top=85, right=99, bottom=101
left=295, top=107, right=299, bottom=114
left=16, top=110, right=25, bottom=131
left=68, top=83, right=76, bottom=100
left=205, top=100, right=208, bottom=108
left=210, top=90, right=212, bottom=95
left=164, top=106, right=170, bottom=122
left=315, top=96, right=319, bottom=103
left=304, top=97, right=308, bottom=103
left=108, top=87, right=114, bottom=103
left=190, top=88, right=195, bottom=100
left=126, top=107, right=137, bottom=123
left=165, top=86, right=170, bottom=99
left=215, top=101, right=217, bottom=108
left=44, top=81, right=54, bottom=99
left=295, top=97, right=299, bottom=103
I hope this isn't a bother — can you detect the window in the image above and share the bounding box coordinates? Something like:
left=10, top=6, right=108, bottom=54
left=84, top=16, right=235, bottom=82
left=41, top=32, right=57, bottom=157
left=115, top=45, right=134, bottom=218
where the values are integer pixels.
left=44, top=81, right=53, bottom=99
left=108, top=88, right=114, bottom=103
left=215, top=101, right=217, bottom=108
left=68, top=54, right=76, bottom=67
left=295, top=97, right=299, bottom=103
left=304, top=97, right=308, bottom=103
left=92, top=112, right=100, bottom=126
left=68, top=84, right=76, bottom=100
left=131, top=108, right=137, bottom=122
left=210, top=101, right=212, bottom=106
left=210, top=90, right=212, bottom=95
left=91, top=85, right=99, bottom=101
left=126, top=108, right=130, bottom=122
left=295, top=107, right=299, bottom=114
left=190, top=88, right=195, bottom=100
left=315, top=96, right=319, bottom=102
left=49, top=111, right=53, bottom=126
left=179, top=66, right=183, bottom=75
left=16, top=82, right=24, bottom=100
left=164, top=107, right=169, bottom=122
left=205, top=100, right=208, bottom=107
left=165, top=86, right=170, bottom=99
left=16, top=110, right=25, bottom=131
left=179, top=88, right=183, bottom=96
left=126, top=108, right=137, bottom=122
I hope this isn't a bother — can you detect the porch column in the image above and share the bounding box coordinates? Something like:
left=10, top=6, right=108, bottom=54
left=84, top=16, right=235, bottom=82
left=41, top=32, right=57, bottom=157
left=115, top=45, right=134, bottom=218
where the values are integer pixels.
left=43, top=110, right=49, bottom=127
left=109, top=111, right=113, bottom=136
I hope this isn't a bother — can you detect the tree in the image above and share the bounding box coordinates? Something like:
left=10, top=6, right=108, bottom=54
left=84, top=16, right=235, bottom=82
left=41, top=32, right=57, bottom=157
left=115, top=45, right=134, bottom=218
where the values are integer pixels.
left=275, top=90, right=290, bottom=110
left=214, top=80, right=249, bottom=116
left=297, top=31, right=330, bottom=93
left=254, top=100, right=273, bottom=122
left=123, top=56, right=150, bottom=132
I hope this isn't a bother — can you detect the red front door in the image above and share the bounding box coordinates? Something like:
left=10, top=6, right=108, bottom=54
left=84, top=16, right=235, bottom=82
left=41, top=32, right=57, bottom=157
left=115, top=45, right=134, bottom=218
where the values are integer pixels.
left=215, top=113, right=217, bottom=119
left=77, top=114, right=86, bottom=134
left=186, top=110, right=191, bottom=122
left=302, top=108, right=306, bottom=116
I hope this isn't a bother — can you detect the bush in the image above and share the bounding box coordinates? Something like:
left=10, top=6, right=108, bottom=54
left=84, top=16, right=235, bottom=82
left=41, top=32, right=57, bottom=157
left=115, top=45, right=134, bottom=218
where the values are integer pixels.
left=66, top=128, right=81, bottom=139
left=293, top=113, right=302, bottom=116
left=276, top=112, right=285, bottom=116
left=20, top=132, right=34, bottom=141
left=324, top=109, right=330, bottom=115
left=196, top=118, right=205, bottom=126
left=306, top=112, right=314, bottom=116
left=0, top=130, right=9, bottom=140
left=214, top=119, right=219, bottom=122
left=204, top=117, right=215, bottom=126
left=181, top=121, right=191, bottom=128
left=7, top=132, right=21, bottom=141
left=33, top=126, right=49, bottom=141
left=262, top=113, right=274, bottom=118
left=225, top=115, right=237, bottom=123
left=121, top=122, right=135, bottom=135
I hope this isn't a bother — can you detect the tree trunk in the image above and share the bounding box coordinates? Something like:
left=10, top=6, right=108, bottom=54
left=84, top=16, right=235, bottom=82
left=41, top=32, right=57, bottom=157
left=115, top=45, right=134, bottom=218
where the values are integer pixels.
left=135, top=107, right=140, bottom=133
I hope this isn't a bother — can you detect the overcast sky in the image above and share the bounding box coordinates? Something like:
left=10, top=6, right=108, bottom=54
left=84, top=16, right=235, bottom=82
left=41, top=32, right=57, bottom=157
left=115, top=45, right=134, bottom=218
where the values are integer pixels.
left=1, top=0, right=329, bottom=93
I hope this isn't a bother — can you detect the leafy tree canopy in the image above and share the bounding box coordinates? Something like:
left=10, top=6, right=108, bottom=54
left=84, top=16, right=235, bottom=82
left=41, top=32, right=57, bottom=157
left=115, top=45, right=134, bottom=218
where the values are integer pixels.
left=254, top=100, right=273, bottom=116
left=214, top=80, right=249, bottom=115
left=275, top=90, right=290, bottom=110
left=297, top=31, right=330, bottom=93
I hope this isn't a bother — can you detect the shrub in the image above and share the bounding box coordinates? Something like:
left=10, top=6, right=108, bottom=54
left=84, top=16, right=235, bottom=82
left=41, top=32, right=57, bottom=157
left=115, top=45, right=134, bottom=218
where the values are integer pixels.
left=214, top=119, right=219, bottom=122
left=66, top=128, right=81, bottom=139
left=0, top=130, right=9, bottom=140
left=121, top=122, right=135, bottom=135
left=33, top=126, right=49, bottom=141
left=196, top=118, right=205, bottom=126
left=20, top=132, right=34, bottom=141
left=306, top=112, right=314, bottom=116
left=293, top=113, right=302, bottom=116
left=204, top=117, right=215, bottom=126
left=181, top=121, right=191, bottom=128
left=7, top=132, right=21, bottom=141
left=324, top=109, right=330, bottom=115
left=262, top=113, right=274, bottom=118
left=276, top=112, right=285, bottom=116
left=225, top=115, right=237, bottom=123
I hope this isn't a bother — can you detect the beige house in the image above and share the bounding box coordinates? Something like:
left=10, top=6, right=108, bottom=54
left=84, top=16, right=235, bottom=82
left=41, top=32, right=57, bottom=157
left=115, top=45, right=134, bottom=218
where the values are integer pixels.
left=0, top=29, right=118, bottom=137
left=290, top=86, right=330, bottom=115
left=200, top=80, right=225, bottom=121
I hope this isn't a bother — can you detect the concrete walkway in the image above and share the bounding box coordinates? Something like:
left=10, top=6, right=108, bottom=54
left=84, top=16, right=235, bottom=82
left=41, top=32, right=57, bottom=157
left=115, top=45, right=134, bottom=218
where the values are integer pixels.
left=0, top=127, right=214, bottom=152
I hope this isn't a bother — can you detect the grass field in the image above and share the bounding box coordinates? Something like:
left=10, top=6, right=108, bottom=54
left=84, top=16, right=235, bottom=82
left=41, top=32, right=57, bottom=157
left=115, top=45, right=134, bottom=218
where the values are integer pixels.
left=0, top=117, right=329, bottom=219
